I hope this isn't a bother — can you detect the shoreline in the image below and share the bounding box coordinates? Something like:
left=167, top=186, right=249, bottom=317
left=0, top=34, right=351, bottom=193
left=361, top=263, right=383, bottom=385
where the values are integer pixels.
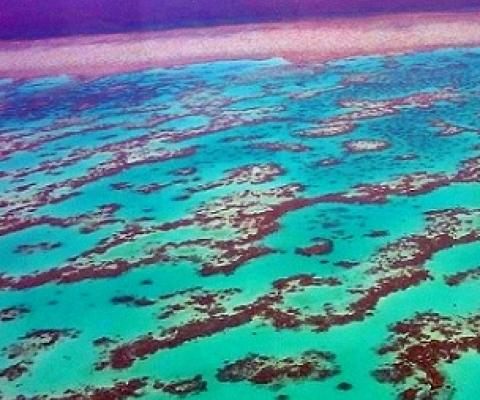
left=1, top=11, right=480, bottom=80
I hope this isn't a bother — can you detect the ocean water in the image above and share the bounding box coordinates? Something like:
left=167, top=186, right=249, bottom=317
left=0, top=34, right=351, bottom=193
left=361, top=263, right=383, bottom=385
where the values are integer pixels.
left=0, top=48, right=479, bottom=400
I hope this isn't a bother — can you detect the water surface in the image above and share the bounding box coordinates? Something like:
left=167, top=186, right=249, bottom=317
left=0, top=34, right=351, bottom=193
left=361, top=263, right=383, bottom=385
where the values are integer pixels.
left=1, top=47, right=480, bottom=399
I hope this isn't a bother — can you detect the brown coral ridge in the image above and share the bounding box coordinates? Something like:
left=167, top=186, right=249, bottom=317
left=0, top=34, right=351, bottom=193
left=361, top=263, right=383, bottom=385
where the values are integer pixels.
left=96, top=274, right=341, bottom=370
left=374, top=312, right=480, bottom=399
left=216, top=351, right=339, bottom=385
left=190, top=184, right=311, bottom=275
left=431, top=119, right=480, bottom=137
left=0, top=246, right=170, bottom=291
left=21, top=378, right=148, bottom=400
left=297, top=90, right=459, bottom=138
left=444, top=265, right=480, bottom=286
left=22, top=375, right=207, bottom=399
left=0, top=203, right=122, bottom=237
left=0, top=120, right=104, bottom=161
left=185, top=163, right=285, bottom=197
left=325, top=153, right=480, bottom=203
left=158, top=288, right=242, bottom=320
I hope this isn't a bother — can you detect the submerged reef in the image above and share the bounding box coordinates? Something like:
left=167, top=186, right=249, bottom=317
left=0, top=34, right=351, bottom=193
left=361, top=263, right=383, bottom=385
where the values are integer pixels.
left=0, top=47, right=479, bottom=399
left=375, top=312, right=480, bottom=399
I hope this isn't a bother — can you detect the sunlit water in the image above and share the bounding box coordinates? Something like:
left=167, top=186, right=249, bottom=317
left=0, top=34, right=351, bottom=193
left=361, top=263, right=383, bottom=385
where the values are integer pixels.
left=1, top=48, right=480, bottom=399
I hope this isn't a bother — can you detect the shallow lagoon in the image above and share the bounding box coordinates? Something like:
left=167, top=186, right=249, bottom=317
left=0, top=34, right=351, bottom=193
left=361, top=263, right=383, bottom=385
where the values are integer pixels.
left=1, top=47, right=480, bottom=399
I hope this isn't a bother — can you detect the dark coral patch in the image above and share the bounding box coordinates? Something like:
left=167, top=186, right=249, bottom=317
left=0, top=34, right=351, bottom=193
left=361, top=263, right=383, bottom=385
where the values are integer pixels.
left=337, top=382, right=353, bottom=391
left=154, top=375, right=207, bottom=396
left=93, top=337, right=117, bottom=347
left=216, top=351, right=339, bottom=385
left=15, top=241, right=62, bottom=254
left=364, top=230, right=389, bottom=238
left=8, top=329, right=79, bottom=358
left=111, top=295, right=156, bottom=307
left=1, top=328, right=79, bottom=383
left=0, top=362, right=29, bottom=381
left=248, top=142, right=311, bottom=153
left=334, top=261, right=360, bottom=269
left=172, top=167, right=197, bottom=176
left=110, top=181, right=133, bottom=190
left=444, top=265, right=480, bottom=286
left=0, top=305, right=29, bottom=322
left=296, top=239, right=333, bottom=256
left=135, top=183, right=168, bottom=194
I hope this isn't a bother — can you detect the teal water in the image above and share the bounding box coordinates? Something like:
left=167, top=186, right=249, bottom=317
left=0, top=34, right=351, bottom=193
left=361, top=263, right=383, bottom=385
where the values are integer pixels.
left=0, top=48, right=479, bottom=399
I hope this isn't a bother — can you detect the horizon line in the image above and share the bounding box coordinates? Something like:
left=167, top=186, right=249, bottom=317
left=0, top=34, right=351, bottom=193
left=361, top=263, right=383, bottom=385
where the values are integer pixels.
left=1, top=0, right=480, bottom=41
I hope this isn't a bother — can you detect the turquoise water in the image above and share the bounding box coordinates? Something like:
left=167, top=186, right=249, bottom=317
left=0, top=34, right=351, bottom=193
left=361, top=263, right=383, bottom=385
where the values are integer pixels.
left=0, top=48, right=479, bottom=399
